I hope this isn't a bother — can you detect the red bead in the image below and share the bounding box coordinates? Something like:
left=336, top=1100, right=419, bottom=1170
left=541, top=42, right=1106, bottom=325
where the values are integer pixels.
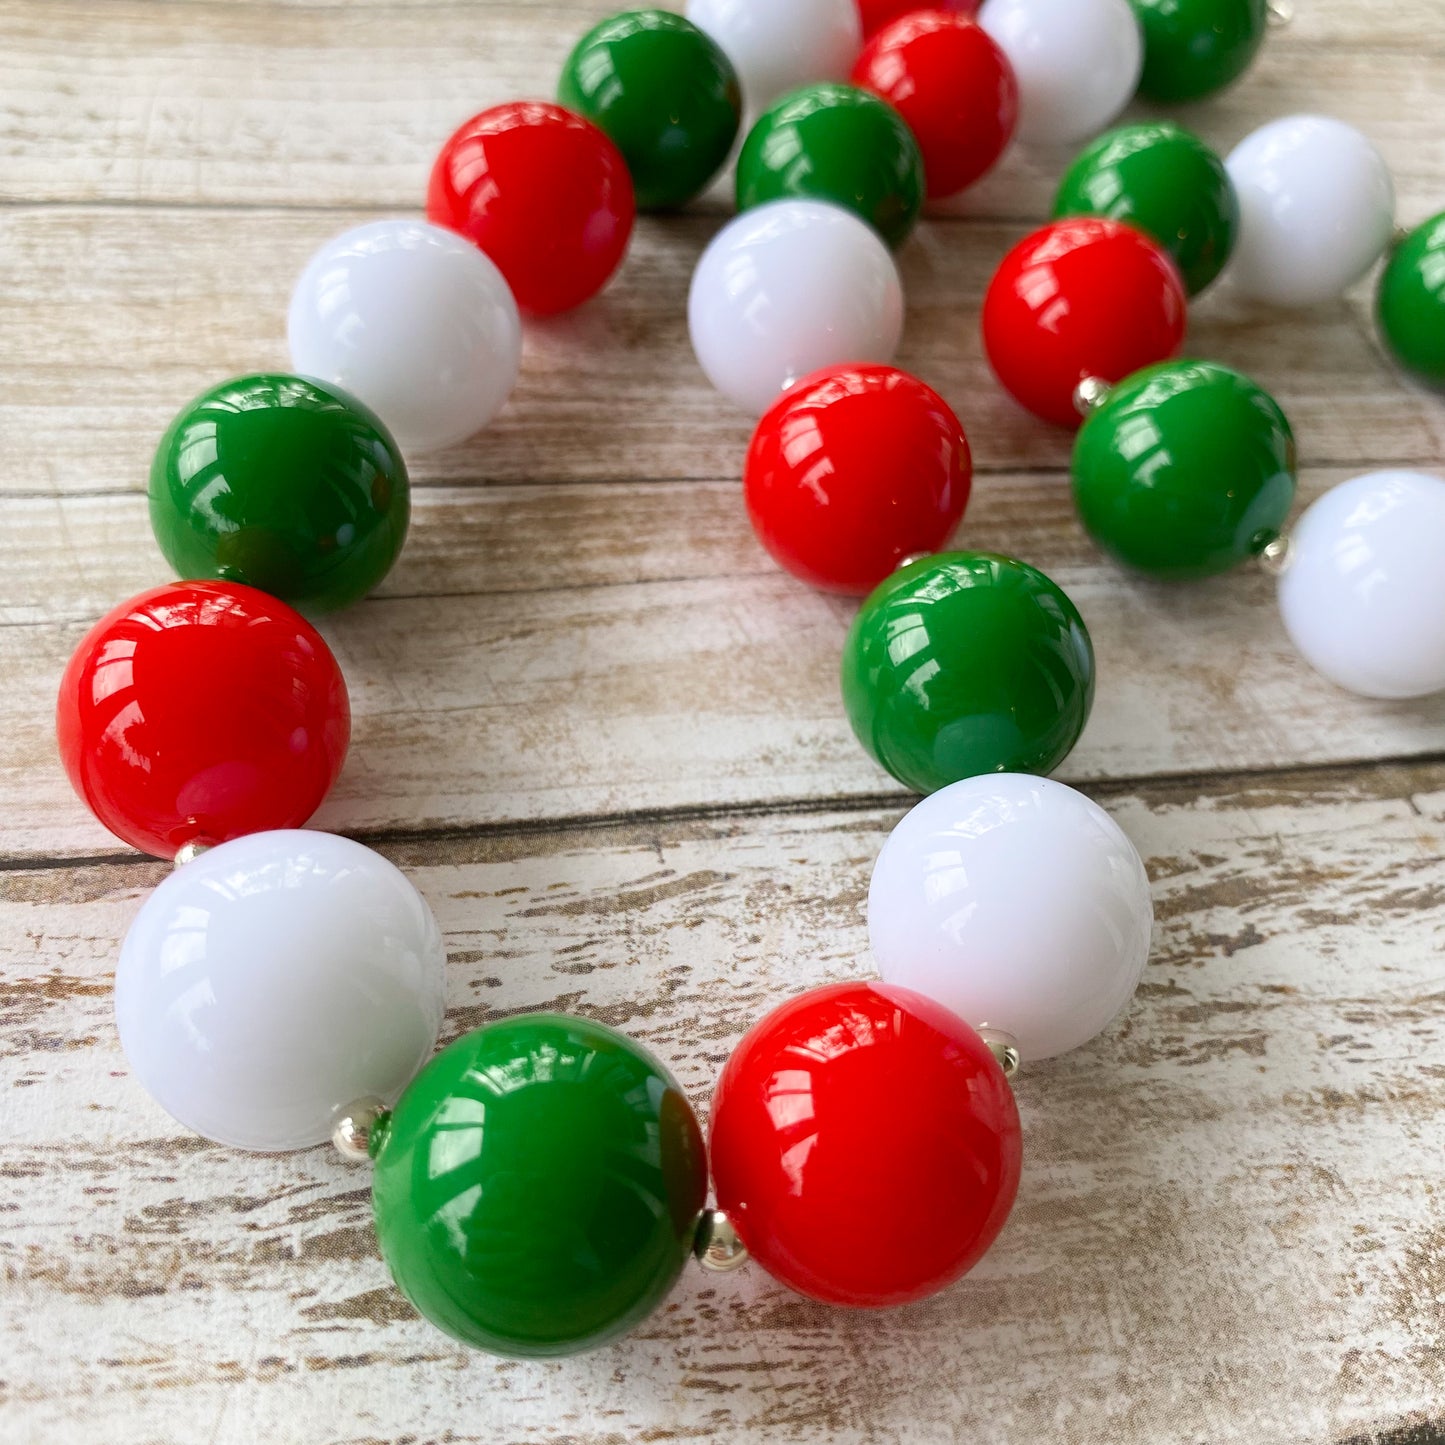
left=982, top=217, right=1189, bottom=428
left=427, top=101, right=636, bottom=317
left=744, top=364, right=972, bottom=594
left=852, top=14, right=1016, bottom=198
left=709, top=981, right=1021, bottom=1308
left=56, top=582, right=350, bottom=858
left=857, top=0, right=980, bottom=41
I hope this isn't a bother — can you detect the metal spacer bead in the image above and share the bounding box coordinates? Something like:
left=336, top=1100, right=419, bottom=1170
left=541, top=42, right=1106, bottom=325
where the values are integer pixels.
left=174, top=840, right=214, bottom=869
left=1073, top=376, right=1112, bottom=417
left=1266, top=0, right=1293, bottom=27
left=693, top=1209, right=749, bottom=1273
left=1257, top=534, right=1294, bottom=578
left=977, top=1026, right=1021, bottom=1080
left=332, top=1097, right=389, bottom=1162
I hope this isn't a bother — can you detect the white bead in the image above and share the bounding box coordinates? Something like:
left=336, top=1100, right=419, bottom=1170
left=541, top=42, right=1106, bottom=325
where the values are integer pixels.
left=116, top=831, right=447, bottom=1151
left=686, top=0, right=861, bottom=114
left=288, top=218, right=522, bottom=453
left=868, top=775, right=1153, bottom=1062
left=688, top=200, right=904, bottom=414
left=1278, top=470, right=1445, bottom=699
left=1225, top=115, right=1395, bottom=307
left=978, top=0, right=1141, bottom=148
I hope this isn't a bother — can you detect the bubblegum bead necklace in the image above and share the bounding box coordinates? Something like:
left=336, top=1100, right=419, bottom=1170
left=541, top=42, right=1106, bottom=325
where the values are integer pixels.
left=55, top=0, right=1445, bottom=1362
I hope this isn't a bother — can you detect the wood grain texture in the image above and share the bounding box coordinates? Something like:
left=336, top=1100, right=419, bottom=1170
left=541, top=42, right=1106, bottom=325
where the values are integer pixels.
left=4, top=205, right=1445, bottom=496
left=5, top=468, right=1445, bottom=861
left=2, top=0, right=1444, bottom=1441
left=4, top=766, right=1445, bottom=1443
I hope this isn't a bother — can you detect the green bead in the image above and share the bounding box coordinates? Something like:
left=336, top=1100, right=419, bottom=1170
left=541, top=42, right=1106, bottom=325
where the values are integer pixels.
left=840, top=553, right=1095, bottom=793
left=558, top=10, right=741, bottom=211
left=1377, top=212, right=1445, bottom=388
left=736, top=83, right=926, bottom=249
left=1129, top=0, right=1268, bottom=102
left=1052, top=122, right=1238, bottom=296
left=1072, top=361, right=1296, bottom=579
left=149, top=374, right=408, bottom=614
left=370, top=1015, right=707, bottom=1358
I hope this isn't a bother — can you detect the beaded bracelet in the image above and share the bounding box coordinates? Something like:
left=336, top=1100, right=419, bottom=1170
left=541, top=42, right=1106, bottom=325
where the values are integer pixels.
left=53, top=0, right=1445, bottom=1362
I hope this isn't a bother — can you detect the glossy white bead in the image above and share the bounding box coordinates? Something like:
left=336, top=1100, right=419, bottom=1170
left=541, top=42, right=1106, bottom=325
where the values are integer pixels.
left=689, top=199, right=904, bottom=414
left=978, top=0, right=1141, bottom=148
left=288, top=218, right=522, bottom=453
left=1277, top=470, right=1445, bottom=699
left=116, top=831, right=448, bottom=1152
left=1225, top=115, right=1395, bottom=307
left=868, top=775, right=1153, bottom=1062
left=686, top=0, right=861, bottom=114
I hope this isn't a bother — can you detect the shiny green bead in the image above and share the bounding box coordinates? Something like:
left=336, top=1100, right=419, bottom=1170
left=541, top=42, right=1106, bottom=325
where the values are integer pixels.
left=558, top=9, right=741, bottom=211
left=736, top=83, right=926, bottom=249
left=1129, top=0, right=1268, bottom=102
left=1052, top=122, right=1238, bottom=296
left=840, top=553, right=1095, bottom=793
left=1377, top=212, right=1445, bottom=388
left=370, top=1015, right=707, bottom=1359
left=1072, top=361, right=1296, bottom=579
left=149, top=374, right=408, bottom=614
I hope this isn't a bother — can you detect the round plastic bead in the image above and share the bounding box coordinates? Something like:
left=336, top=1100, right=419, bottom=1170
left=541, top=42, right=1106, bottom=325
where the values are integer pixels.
left=56, top=582, right=349, bottom=858
left=709, top=981, right=1021, bottom=1307
left=736, top=83, right=924, bottom=249
left=557, top=10, right=741, bottom=211
left=1277, top=470, right=1445, bottom=700
left=287, top=219, right=522, bottom=454
left=868, top=774, right=1153, bottom=1060
left=859, top=0, right=980, bottom=40
left=427, top=101, right=635, bottom=316
left=982, top=217, right=1187, bottom=428
left=1377, top=212, right=1445, bottom=388
left=745, top=364, right=971, bottom=593
left=1130, top=0, right=1267, bottom=103
left=686, top=0, right=862, bottom=113
left=1225, top=115, right=1395, bottom=308
left=116, top=831, right=446, bottom=1151
left=1052, top=122, right=1238, bottom=297
left=1072, top=360, right=1296, bottom=578
left=149, top=374, right=409, bottom=613
left=372, top=1015, right=707, bottom=1357
left=851, top=14, right=1017, bottom=199
left=689, top=199, right=904, bottom=413
left=841, top=551, right=1095, bottom=792
left=977, top=0, right=1141, bottom=149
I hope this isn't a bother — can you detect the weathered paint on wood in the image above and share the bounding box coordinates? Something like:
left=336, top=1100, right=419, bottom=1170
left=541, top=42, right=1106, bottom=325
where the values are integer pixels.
left=3, top=766, right=1445, bottom=1442
left=1, top=0, right=1443, bottom=1441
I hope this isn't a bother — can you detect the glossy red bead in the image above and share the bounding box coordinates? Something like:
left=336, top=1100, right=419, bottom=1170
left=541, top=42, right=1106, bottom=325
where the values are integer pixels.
left=982, top=217, right=1188, bottom=428
left=427, top=101, right=636, bottom=317
left=857, top=0, right=980, bottom=41
left=852, top=14, right=1016, bottom=198
left=56, top=582, right=350, bottom=858
left=744, top=364, right=972, bottom=594
left=709, top=981, right=1022, bottom=1308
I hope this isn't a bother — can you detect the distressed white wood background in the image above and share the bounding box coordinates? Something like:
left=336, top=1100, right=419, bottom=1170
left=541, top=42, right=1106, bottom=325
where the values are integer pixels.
left=2, top=2, right=1444, bottom=1442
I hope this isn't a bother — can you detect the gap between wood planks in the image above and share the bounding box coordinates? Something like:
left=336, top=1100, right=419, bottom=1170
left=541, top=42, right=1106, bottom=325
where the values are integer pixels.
left=6, top=749, right=1444, bottom=878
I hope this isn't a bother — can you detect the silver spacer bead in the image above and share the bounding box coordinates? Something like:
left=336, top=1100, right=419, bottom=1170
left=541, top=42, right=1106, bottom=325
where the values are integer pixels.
left=332, top=1097, right=389, bottom=1162
left=1257, top=534, right=1294, bottom=578
left=693, top=1209, right=749, bottom=1273
left=976, top=1026, right=1021, bottom=1080
left=1073, top=376, right=1112, bottom=417
left=1266, top=0, right=1293, bottom=26
left=174, top=840, right=214, bottom=869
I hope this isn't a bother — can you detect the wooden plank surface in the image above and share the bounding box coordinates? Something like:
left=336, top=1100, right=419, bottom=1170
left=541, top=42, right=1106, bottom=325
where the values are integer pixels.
left=4, top=766, right=1445, bottom=1442
left=2, top=0, right=1444, bottom=1442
